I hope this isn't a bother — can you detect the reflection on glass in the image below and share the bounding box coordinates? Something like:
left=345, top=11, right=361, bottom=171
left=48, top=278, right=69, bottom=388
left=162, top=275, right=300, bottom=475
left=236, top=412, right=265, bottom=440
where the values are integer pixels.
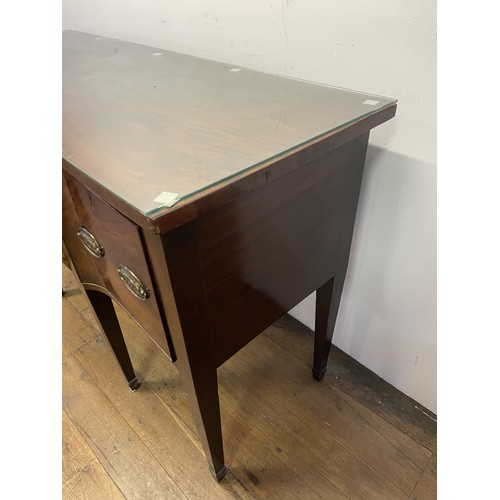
left=63, top=31, right=396, bottom=215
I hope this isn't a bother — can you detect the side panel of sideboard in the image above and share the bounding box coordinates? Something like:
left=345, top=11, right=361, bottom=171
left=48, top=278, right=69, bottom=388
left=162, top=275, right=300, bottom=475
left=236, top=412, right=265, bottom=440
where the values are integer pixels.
left=117, top=131, right=371, bottom=478
left=158, top=133, right=369, bottom=367
left=137, top=132, right=371, bottom=480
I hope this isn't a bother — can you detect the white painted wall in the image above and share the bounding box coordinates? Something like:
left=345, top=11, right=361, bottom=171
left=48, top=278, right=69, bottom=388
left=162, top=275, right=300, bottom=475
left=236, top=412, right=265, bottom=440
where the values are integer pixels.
left=63, top=0, right=437, bottom=413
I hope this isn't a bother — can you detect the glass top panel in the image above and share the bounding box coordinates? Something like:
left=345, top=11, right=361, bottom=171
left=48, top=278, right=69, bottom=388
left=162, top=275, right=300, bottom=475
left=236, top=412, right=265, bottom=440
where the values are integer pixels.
left=63, top=31, right=396, bottom=215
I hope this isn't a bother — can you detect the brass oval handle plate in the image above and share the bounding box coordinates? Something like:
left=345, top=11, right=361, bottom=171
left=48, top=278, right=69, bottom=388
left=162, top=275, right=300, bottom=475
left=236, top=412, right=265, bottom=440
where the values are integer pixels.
left=116, top=264, right=150, bottom=301
left=77, top=226, right=105, bottom=258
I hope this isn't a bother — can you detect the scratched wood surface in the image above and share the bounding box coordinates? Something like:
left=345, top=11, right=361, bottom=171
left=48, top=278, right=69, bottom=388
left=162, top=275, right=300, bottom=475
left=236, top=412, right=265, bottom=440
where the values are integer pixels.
left=62, top=265, right=436, bottom=499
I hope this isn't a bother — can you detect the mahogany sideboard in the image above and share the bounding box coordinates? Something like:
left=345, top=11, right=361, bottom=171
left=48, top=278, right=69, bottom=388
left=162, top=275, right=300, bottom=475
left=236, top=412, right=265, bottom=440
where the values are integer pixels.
left=62, top=30, right=397, bottom=481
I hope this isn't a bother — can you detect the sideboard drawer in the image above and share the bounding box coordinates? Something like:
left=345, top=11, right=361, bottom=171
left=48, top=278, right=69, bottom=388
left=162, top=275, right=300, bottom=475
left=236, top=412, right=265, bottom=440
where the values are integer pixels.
left=62, top=172, right=173, bottom=360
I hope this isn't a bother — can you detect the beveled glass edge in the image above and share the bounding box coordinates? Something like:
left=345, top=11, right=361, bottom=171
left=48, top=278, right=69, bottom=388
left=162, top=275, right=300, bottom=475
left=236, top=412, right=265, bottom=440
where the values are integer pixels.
left=275, top=73, right=397, bottom=103
left=63, top=32, right=397, bottom=217
left=144, top=99, right=397, bottom=217
left=63, top=100, right=396, bottom=218
left=63, top=156, right=145, bottom=217
left=63, top=100, right=397, bottom=218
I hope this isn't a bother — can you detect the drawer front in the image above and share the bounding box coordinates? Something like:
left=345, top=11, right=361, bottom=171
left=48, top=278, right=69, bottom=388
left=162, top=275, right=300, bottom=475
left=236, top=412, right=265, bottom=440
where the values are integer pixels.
left=62, top=172, right=173, bottom=360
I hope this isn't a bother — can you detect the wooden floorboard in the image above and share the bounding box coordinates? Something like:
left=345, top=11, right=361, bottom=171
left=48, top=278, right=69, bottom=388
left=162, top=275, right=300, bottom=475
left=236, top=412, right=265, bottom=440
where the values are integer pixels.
left=63, top=411, right=125, bottom=499
left=268, top=317, right=437, bottom=455
left=62, top=265, right=437, bottom=499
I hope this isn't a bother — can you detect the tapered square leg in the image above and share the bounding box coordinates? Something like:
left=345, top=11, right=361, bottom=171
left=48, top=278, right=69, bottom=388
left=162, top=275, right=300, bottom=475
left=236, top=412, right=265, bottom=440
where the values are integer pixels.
left=313, top=268, right=350, bottom=381
left=177, top=360, right=227, bottom=481
left=313, top=277, right=338, bottom=380
left=313, top=135, right=369, bottom=380
left=86, top=290, right=140, bottom=391
left=153, top=225, right=228, bottom=481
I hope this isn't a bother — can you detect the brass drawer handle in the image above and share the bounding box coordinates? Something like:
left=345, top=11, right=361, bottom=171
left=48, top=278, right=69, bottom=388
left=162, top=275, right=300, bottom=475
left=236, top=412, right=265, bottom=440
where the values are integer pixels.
left=77, top=226, right=105, bottom=258
left=116, top=264, right=150, bottom=301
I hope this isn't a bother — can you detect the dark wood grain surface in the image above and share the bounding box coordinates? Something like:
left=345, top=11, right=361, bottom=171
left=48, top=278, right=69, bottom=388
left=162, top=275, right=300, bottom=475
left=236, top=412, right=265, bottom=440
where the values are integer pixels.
left=195, top=134, right=369, bottom=366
